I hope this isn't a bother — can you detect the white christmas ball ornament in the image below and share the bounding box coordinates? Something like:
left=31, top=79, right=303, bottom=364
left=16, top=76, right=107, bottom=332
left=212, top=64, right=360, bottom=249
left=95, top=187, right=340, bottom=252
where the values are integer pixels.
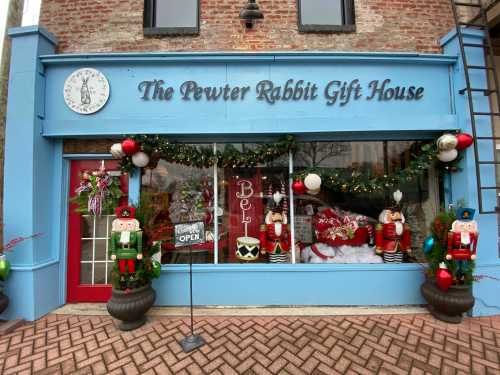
left=110, top=143, right=125, bottom=159
left=132, top=152, right=150, bottom=167
left=304, top=173, right=322, bottom=190
left=437, top=149, right=458, bottom=163
left=437, top=134, right=458, bottom=151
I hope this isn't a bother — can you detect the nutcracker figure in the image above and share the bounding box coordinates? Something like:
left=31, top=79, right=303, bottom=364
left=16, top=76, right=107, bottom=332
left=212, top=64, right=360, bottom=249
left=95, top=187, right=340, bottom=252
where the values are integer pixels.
left=110, top=206, right=143, bottom=279
left=259, top=192, right=291, bottom=263
left=446, top=208, right=478, bottom=279
left=375, top=191, right=411, bottom=263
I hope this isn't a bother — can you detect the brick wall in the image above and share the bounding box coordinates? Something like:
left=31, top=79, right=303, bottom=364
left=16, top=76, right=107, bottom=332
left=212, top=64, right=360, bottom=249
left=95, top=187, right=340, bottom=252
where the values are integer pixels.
left=40, top=0, right=456, bottom=54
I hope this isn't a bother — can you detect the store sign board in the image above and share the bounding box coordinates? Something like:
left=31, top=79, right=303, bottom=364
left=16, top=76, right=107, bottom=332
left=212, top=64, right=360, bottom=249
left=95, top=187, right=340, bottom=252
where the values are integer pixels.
left=137, top=78, right=424, bottom=106
left=174, top=221, right=205, bottom=247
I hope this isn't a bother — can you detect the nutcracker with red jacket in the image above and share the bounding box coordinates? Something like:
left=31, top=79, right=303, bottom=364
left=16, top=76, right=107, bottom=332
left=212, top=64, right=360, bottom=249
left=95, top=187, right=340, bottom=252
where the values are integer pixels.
left=446, top=208, right=478, bottom=280
left=110, top=206, right=143, bottom=281
left=375, top=190, right=411, bottom=263
left=259, top=189, right=291, bottom=263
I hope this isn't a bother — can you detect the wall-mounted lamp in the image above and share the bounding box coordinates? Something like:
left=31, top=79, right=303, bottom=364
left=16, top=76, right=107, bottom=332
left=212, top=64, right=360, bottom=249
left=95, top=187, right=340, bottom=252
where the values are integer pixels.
left=239, top=0, right=264, bottom=29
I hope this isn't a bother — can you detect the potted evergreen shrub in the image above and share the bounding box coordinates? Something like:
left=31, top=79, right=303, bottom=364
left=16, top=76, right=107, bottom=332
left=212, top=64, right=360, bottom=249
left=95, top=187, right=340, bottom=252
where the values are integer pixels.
left=106, top=203, right=161, bottom=331
left=420, top=208, right=476, bottom=324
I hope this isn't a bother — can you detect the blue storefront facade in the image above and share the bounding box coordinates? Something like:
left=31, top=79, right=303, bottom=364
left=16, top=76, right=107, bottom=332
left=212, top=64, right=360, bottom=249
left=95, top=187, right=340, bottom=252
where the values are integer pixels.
left=2, top=25, right=500, bottom=321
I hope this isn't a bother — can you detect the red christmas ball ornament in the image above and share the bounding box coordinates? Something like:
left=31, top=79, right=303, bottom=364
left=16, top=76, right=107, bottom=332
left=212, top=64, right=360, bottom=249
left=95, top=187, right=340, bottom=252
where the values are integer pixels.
left=455, top=133, right=474, bottom=151
left=121, top=138, right=139, bottom=155
left=292, top=180, right=307, bottom=195
left=436, top=263, right=453, bottom=291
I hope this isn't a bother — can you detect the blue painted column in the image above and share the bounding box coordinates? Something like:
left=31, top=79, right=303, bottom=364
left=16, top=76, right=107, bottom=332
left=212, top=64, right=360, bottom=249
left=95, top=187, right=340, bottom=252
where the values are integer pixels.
left=1, top=27, right=63, bottom=320
left=441, top=29, right=500, bottom=316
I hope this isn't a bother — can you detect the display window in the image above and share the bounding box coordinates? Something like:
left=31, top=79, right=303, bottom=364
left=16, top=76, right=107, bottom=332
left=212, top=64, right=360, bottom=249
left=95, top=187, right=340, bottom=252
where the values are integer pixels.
left=140, top=140, right=441, bottom=265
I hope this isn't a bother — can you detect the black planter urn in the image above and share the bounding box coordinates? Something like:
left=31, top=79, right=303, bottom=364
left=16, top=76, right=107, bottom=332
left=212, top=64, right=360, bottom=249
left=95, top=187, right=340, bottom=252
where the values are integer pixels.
left=107, top=284, right=156, bottom=331
left=0, top=291, right=9, bottom=314
left=420, top=279, right=474, bottom=324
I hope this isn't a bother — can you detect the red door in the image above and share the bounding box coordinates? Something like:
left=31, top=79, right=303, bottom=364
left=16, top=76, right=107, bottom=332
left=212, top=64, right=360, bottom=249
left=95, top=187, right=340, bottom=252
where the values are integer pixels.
left=67, top=160, right=129, bottom=302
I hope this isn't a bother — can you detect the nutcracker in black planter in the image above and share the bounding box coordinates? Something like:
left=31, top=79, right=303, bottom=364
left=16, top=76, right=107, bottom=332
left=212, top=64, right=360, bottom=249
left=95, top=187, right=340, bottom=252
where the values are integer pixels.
left=110, top=206, right=143, bottom=285
left=446, top=208, right=478, bottom=282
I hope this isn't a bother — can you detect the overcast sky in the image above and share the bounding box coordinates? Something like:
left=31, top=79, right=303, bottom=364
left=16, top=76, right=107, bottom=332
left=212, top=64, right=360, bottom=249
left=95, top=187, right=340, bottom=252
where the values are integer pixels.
left=22, top=0, right=41, bottom=26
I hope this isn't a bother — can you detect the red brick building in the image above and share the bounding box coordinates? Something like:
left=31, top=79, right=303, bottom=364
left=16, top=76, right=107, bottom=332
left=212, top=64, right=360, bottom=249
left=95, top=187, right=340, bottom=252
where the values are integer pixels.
left=40, top=0, right=456, bottom=53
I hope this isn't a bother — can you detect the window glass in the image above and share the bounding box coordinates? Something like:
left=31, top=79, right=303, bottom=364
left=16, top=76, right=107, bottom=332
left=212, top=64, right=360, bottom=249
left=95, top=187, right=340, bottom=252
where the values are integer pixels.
left=155, top=0, right=198, bottom=28
left=294, top=141, right=440, bottom=264
left=217, top=144, right=290, bottom=264
left=141, top=158, right=214, bottom=264
left=140, top=140, right=440, bottom=265
left=299, top=0, right=343, bottom=26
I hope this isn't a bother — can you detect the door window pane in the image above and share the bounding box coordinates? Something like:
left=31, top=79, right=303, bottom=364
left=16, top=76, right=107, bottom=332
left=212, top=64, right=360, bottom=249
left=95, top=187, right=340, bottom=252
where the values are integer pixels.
left=81, top=240, right=93, bottom=262
left=80, top=263, right=92, bottom=284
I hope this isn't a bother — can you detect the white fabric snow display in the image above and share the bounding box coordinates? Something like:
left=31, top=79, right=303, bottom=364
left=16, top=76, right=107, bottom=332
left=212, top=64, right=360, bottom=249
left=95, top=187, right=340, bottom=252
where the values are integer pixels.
left=301, top=243, right=383, bottom=264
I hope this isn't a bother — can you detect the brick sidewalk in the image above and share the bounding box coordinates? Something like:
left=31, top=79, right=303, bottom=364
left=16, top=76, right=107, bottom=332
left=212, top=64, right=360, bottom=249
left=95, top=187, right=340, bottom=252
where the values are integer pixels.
left=0, top=313, right=499, bottom=375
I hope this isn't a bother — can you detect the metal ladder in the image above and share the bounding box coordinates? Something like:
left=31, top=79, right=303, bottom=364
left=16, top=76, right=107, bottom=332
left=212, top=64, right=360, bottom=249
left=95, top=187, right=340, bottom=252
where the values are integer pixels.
left=451, top=0, right=500, bottom=214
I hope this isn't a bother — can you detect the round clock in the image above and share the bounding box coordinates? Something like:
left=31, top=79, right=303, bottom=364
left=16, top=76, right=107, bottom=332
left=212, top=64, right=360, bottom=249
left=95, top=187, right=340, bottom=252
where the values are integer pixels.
left=63, top=68, right=110, bottom=114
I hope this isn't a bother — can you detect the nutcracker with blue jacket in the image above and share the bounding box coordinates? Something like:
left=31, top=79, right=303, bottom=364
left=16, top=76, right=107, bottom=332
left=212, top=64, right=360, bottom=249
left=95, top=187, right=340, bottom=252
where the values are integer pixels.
left=446, top=208, right=478, bottom=281
left=260, top=188, right=291, bottom=263
left=110, top=206, right=143, bottom=282
left=375, top=190, right=412, bottom=263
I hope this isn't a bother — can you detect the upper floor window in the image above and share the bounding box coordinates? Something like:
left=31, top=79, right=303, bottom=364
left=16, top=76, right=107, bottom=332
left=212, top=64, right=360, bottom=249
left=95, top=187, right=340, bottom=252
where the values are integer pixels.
left=297, top=0, right=355, bottom=33
left=144, top=0, right=200, bottom=36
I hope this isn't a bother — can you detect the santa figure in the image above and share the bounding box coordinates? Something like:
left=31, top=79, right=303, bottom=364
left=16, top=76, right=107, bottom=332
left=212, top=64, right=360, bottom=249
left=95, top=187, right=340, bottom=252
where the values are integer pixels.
left=259, top=191, right=291, bottom=263
left=446, top=208, right=478, bottom=279
left=375, top=190, right=411, bottom=262
left=110, top=206, right=143, bottom=279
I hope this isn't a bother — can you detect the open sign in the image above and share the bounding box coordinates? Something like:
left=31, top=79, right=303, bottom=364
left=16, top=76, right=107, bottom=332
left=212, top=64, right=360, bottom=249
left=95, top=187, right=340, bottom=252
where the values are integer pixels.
left=174, top=221, right=205, bottom=248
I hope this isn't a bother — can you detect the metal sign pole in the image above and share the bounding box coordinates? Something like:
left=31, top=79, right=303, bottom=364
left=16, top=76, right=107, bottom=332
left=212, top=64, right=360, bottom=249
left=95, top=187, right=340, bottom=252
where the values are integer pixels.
left=179, top=244, right=205, bottom=353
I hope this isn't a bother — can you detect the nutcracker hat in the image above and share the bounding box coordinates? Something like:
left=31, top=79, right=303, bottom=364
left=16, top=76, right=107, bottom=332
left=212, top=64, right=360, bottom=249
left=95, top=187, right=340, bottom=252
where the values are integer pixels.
left=456, top=207, right=475, bottom=221
left=115, top=205, right=136, bottom=220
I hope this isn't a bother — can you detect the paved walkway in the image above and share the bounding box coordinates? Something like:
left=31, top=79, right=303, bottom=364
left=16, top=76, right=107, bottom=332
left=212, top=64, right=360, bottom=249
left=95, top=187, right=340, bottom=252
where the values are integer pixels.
left=0, top=313, right=499, bottom=375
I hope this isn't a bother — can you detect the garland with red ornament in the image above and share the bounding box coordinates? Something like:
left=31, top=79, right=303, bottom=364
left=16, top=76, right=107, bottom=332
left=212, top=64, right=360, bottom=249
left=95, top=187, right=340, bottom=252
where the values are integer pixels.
left=291, top=132, right=474, bottom=195
left=109, top=132, right=474, bottom=195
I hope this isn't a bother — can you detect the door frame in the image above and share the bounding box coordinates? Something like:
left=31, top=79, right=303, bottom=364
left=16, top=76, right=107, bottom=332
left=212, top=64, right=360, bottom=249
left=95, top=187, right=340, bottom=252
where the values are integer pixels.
left=63, top=154, right=140, bottom=303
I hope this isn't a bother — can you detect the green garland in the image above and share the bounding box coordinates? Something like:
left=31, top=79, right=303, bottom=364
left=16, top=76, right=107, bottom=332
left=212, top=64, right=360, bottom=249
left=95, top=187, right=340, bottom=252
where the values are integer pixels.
left=120, top=134, right=297, bottom=173
left=293, top=142, right=437, bottom=194
left=117, top=136, right=459, bottom=194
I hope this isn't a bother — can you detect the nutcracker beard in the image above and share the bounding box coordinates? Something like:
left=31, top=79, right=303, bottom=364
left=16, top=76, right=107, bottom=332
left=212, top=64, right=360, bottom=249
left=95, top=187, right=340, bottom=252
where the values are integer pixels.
left=394, top=220, right=404, bottom=237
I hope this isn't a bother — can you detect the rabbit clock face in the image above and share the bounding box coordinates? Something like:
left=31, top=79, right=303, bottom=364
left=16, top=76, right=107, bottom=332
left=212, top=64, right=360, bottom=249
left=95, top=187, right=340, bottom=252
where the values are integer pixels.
left=63, top=68, right=110, bottom=114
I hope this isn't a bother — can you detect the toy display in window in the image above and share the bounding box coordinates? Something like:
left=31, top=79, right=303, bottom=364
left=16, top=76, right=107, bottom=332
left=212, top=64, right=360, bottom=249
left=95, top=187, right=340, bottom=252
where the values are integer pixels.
left=259, top=190, right=291, bottom=263
left=375, top=190, right=411, bottom=263
left=110, top=206, right=143, bottom=281
left=301, top=206, right=380, bottom=264
left=446, top=208, right=478, bottom=280
left=313, top=207, right=372, bottom=247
